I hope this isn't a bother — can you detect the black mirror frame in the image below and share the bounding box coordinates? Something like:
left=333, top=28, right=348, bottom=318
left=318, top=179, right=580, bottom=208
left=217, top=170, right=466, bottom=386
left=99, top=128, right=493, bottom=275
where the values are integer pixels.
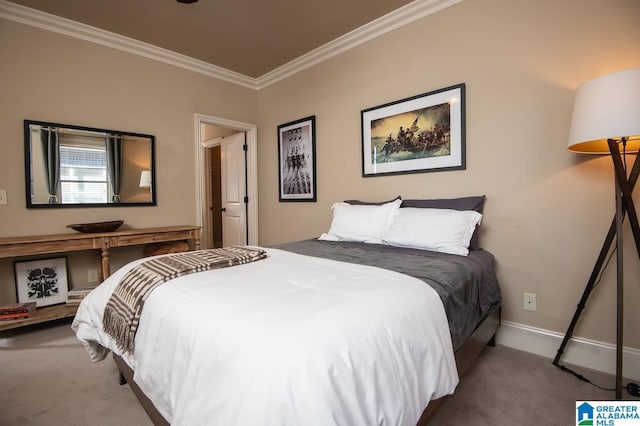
left=24, top=119, right=157, bottom=209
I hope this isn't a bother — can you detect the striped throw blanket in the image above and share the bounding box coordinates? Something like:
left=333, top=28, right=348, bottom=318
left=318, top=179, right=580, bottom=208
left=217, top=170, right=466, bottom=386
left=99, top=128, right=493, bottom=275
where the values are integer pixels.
left=102, top=246, right=267, bottom=355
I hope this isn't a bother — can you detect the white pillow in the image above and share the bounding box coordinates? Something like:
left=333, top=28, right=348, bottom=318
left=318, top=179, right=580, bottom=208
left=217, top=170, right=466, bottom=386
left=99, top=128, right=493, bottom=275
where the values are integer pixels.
left=319, top=199, right=402, bottom=243
left=382, top=207, right=482, bottom=256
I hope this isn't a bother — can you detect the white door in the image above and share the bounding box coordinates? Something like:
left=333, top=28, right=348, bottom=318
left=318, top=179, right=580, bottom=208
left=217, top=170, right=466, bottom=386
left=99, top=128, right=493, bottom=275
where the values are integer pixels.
left=221, top=132, right=247, bottom=246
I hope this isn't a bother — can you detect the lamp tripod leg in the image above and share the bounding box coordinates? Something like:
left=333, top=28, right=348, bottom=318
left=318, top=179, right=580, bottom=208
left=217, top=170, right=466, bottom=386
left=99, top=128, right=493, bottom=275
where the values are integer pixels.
left=615, top=176, right=624, bottom=400
left=552, top=220, right=616, bottom=366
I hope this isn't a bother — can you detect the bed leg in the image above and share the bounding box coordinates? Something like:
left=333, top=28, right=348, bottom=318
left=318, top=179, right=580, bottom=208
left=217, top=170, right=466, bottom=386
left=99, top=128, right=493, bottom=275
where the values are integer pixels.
left=119, top=372, right=127, bottom=385
left=487, top=334, right=496, bottom=347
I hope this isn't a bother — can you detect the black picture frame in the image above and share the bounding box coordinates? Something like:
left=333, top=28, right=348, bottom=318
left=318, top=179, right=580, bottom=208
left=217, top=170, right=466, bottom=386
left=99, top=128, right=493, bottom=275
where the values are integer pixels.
left=277, top=116, right=317, bottom=202
left=14, top=256, right=69, bottom=307
left=361, top=83, right=466, bottom=177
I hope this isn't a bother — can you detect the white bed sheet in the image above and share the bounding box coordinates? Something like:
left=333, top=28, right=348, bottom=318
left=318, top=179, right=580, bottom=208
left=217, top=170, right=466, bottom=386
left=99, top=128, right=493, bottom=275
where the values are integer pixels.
left=73, top=247, right=458, bottom=426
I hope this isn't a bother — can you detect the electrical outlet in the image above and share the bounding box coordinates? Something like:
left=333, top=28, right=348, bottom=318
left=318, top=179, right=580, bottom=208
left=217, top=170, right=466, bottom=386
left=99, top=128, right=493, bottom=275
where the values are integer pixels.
left=524, top=292, right=537, bottom=311
left=0, top=189, right=7, bottom=205
left=88, top=269, right=99, bottom=283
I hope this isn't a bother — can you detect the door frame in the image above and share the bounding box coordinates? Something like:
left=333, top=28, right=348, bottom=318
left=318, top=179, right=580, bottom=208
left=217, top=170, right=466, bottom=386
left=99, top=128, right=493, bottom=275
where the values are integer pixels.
left=194, top=113, right=258, bottom=248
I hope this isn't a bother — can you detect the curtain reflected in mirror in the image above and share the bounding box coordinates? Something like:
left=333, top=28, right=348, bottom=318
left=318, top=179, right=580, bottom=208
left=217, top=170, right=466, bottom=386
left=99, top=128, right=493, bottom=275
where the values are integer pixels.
left=40, top=127, right=60, bottom=204
left=106, top=134, right=124, bottom=203
left=25, top=120, right=156, bottom=208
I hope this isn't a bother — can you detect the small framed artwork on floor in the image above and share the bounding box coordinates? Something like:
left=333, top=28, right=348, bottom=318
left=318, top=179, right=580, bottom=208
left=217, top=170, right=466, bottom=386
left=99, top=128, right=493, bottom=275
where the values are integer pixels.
left=277, top=116, right=317, bottom=202
left=14, top=257, right=69, bottom=307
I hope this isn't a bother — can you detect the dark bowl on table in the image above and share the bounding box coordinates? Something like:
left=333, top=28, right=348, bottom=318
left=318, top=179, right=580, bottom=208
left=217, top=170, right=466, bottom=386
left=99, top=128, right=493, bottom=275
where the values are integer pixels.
left=67, top=220, right=124, bottom=233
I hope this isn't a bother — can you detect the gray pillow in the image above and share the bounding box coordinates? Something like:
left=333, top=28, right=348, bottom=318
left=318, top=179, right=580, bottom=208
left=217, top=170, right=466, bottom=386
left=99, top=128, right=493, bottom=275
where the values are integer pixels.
left=400, top=196, right=486, bottom=249
left=344, top=196, right=402, bottom=206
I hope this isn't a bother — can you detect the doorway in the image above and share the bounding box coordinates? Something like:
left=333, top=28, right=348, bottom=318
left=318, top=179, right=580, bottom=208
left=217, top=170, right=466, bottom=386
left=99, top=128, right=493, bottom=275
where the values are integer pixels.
left=194, top=114, right=258, bottom=249
left=203, top=130, right=248, bottom=248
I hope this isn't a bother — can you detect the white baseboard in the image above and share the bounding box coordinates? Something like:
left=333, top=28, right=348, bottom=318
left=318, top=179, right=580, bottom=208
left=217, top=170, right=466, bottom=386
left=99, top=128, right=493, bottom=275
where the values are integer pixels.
left=495, top=320, right=640, bottom=382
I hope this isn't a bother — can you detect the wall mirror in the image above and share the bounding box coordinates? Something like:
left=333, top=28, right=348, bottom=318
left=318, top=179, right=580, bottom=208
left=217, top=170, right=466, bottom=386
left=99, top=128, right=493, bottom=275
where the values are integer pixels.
left=24, top=119, right=156, bottom=208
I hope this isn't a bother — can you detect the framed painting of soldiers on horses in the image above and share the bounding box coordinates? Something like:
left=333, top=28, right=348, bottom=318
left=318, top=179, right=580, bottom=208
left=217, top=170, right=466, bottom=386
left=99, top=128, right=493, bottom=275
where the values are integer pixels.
left=361, top=83, right=465, bottom=177
left=277, top=115, right=317, bottom=202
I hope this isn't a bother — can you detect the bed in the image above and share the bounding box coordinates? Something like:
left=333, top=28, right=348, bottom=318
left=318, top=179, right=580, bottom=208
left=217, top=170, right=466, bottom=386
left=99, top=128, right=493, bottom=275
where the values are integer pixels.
left=72, top=196, right=501, bottom=425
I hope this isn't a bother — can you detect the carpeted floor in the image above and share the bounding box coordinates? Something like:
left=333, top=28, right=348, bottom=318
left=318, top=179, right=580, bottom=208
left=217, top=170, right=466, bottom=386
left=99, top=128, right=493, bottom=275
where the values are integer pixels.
left=0, top=320, right=151, bottom=426
left=0, top=319, right=636, bottom=425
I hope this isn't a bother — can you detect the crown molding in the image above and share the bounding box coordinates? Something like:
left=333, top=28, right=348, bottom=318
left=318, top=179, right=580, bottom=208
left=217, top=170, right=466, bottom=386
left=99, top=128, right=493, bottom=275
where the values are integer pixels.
left=0, top=0, right=257, bottom=89
left=255, top=0, right=463, bottom=89
left=0, top=0, right=462, bottom=91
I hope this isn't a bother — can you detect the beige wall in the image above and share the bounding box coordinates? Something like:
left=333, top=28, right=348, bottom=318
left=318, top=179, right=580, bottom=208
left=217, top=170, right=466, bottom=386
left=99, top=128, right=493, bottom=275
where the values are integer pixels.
left=1, top=0, right=639, bottom=352
left=256, top=0, right=640, bottom=348
left=0, top=19, right=257, bottom=299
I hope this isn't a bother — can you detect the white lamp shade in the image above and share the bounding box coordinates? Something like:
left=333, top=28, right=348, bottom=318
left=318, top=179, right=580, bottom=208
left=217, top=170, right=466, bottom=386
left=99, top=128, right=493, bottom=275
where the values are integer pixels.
left=139, top=170, right=152, bottom=188
left=568, top=68, right=640, bottom=154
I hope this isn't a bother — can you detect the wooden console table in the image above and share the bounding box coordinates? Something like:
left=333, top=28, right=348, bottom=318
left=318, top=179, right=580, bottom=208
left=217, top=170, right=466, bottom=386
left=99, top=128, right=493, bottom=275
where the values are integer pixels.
left=0, top=225, right=201, bottom=331
left=0, top=225, right=201, bottom=280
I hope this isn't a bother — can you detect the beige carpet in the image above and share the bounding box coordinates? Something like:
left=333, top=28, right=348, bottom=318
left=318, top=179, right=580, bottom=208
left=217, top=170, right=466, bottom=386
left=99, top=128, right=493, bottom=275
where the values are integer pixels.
left=0, top=320, right=151, bottom=426
left=0, top=319, right=637, bottom=426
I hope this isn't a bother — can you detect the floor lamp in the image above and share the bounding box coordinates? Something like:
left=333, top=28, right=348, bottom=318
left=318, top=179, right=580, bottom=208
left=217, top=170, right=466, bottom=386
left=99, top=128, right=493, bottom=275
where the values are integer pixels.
left=553, top=68, right=640, bottom=399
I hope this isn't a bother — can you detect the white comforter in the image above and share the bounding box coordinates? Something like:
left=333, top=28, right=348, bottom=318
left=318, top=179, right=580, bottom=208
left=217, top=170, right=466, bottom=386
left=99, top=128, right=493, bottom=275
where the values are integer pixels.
left=73, top=247, right=458, bottom=426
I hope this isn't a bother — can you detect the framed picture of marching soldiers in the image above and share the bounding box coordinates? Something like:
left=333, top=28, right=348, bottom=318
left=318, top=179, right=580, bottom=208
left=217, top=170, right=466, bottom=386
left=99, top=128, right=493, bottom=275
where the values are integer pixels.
left=361, top=83, right=466, bottom=177
left=277, top=115, right=317, bottom=202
